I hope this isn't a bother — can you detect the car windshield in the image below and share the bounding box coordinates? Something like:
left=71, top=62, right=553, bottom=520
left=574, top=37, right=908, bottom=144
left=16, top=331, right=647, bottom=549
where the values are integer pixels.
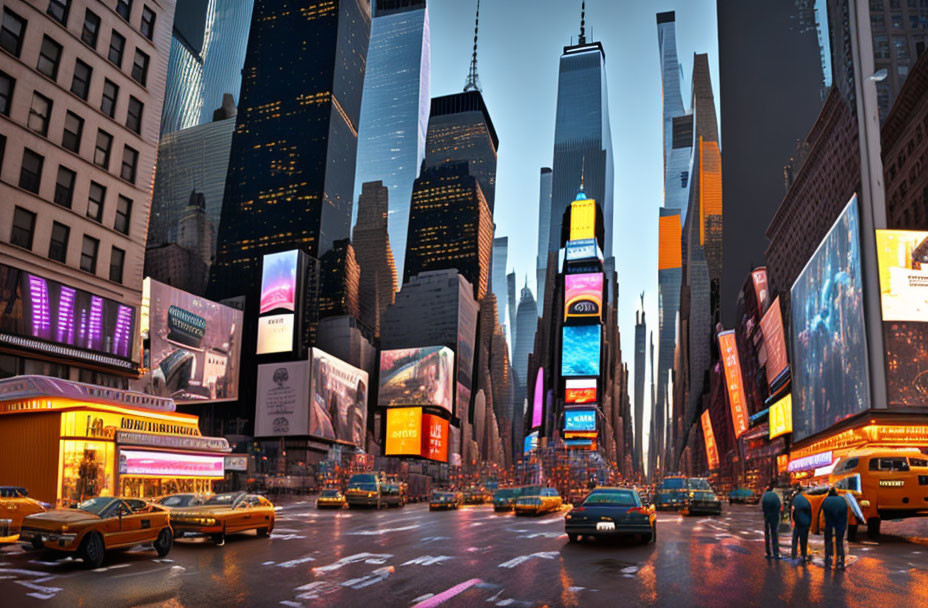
left=660, top=478, right=685, bottom=490
left=687, top=479, right=712, bottom=491
left=321, top=490, right=340, bottom=498
left=161, top=494, right=197, bottom=507
left=349, top=475, right=378, bottom=490
left=584, top=491, right=639, bottom=506
left=205, top=493, right=240, bottom=506
left=432, top=492, right=452, bottom=500
left=76, top=497, right=119, bottom=515
left=0, top=487, right=25, bottom=497
left=521, top=485, right=542, bottom=496
left=494, top=489, right=515, bottom=499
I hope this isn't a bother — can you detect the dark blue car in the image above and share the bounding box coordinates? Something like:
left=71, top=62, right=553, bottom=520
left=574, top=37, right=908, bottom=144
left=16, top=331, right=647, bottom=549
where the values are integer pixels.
left=565, top=488, right=656, bottom=544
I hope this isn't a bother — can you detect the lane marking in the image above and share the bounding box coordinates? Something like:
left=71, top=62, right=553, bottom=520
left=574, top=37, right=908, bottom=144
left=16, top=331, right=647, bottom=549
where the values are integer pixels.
left=312, top=553, right=393, bottom=574
left=15, top=580, right=63, bottom=595
left=277, top=554, right=316, bottom=568
left=346, top=524, right=419, bottom=536
left=498, top=552, right=559, bottom=568
left=411, top=578, right=482, bottom=608
left=402, top=555, right=453, bottom=566
left=341, top=566, right=394, bottom=589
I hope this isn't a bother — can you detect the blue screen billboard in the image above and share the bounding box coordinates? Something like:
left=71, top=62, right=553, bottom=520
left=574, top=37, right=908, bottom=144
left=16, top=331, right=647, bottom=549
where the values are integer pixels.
left=564, top=408, right=597, bottom=432
left=560, top=325, right=601, bottom=377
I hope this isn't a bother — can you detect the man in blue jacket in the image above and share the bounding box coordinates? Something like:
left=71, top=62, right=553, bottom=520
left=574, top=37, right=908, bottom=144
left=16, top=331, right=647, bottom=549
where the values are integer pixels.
left=790, top=487, right=812, bottom=562
left=822, top=488, right=848, bottom=569
left=761, top=483, right=782, bottom=559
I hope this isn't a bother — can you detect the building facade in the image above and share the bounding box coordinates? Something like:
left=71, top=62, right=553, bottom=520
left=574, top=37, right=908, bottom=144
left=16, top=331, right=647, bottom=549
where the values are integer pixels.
left=491, top=236, right=508, bottom=329
left=633, top=296, right=646, bottom=474
left=535, top=166, right=552, bottom=312
left=352, top=180, right=397, bottom=338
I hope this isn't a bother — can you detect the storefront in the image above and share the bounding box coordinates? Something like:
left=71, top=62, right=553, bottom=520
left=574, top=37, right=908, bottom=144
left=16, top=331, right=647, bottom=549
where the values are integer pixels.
left=0, top=376, right=229, bottom=505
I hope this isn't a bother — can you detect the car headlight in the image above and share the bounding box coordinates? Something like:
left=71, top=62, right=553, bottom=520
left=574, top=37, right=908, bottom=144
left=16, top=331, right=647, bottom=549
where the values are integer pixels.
left=60, top=533, right=77, bottom=543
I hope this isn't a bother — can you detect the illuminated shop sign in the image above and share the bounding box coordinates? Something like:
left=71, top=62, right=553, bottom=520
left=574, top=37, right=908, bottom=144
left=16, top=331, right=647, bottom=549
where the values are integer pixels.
left=0, top=376, right=175, bottom=412
left=564, top=408, right=597, bottom=432
left=118, top=449, right=224, bottom=478
left=787, top=451, right=833, bottom=473
left=116, top=431, right=229, bottom=452
left=256, top=314, right=295, bottom=355
left=751, top=268, right=769, bottom=317
left=383, top=407, right=448, bottom=463
left=701, top=410, right=719, bottom=470
left=768, top=393, right=793, bottom=440
left=876, top=230, right=928, bottom=322
left=565, top=378, right=597, bottom=404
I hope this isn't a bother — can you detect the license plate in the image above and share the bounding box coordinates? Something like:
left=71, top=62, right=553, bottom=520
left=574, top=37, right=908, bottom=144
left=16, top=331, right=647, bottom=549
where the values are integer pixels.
left=596, top=522, right=615, bottom=531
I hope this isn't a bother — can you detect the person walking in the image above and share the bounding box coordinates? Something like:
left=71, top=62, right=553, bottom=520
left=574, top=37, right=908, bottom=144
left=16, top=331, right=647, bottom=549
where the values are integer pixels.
left=761, top=483, right=782, bottom=559
left=822, top=488, right=848, bottom=569
left=790, top=487, right=812, bottom=562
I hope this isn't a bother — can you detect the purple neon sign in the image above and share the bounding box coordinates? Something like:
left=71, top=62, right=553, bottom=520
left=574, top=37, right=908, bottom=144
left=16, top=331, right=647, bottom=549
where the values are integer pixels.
left=787, top=451, right=833, bottom=473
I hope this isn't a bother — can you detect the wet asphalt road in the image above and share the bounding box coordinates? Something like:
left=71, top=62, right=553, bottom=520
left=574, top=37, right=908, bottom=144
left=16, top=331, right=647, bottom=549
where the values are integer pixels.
left=2, top=501, right=928, bottom=607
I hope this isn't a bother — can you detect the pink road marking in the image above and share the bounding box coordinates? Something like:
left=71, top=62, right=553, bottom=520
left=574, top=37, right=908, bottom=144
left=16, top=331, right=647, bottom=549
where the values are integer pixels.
left=411, top=578, right=483, bottom=608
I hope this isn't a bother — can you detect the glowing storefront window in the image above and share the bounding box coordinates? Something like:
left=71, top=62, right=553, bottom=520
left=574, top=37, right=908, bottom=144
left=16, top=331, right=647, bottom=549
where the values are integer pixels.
left=60, top=439, right=116, bottom=504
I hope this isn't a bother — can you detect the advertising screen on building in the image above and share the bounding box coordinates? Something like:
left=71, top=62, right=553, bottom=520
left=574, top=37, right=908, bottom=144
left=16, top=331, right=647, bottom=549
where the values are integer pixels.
left=701, top=410, right=719, bottom=470
left=791, top=196, right=870, bottom=442
left=564, top=273, right=603, bottom=319
left=531, top=368, right=544, bottom=428
left=565, top=238, right=603, bottom=263
left=564, top=408, right=597, bottom=432
left=565, top=378, right=597, bottom=404
left=119, top=449, right=224, bottom=478
left=255, top=361, right=311, bottom=437
left=385, top=407, right=422, bottom=457
left=524, top=430, right=539, bottom=454
left=718, top=330, right=749, bottom=439
left=561, top=325, right=601, bottom=377
left=378, top=347, right=454, bottom=412
left=260, top=250, right=299, bottom=314
left=256, top=314, right=295, bottom=355
left=658, top=213, right=682, bottom=270
left=422, top=413, right=449, bottom=462
left=136, top=279, right=243, bottom=404
left=768, top=393, right=793, bottom=439
left=0, top=263, right=136, bottom=369
left=760, top=296, right=789, bottom=388
left=309, top=348, right=368, bottom=448
left=570, top=199, right=596, bottom=241
left=876, top=230, right=928, bottom=321
left=751, top=268, right=769, bottom=317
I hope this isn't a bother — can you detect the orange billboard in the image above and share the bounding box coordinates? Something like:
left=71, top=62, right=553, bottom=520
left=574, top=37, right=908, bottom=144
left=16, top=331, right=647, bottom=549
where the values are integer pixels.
left=658, top=213, right=682, bottom=270
left=701, top=410, right=719, bottom=470
left=422, top=413, right=449, bottom=462
left=760, top=297, right=789, bottom=388
left=384, top=407, right=422, bottom=456
left=718, top=330, right=749, bottom=438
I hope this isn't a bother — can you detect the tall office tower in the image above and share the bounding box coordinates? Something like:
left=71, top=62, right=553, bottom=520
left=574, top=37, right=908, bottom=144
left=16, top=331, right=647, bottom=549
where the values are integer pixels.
left=649, top=331, right=656, bottom=476
left=211, top=0, right=371, bottom=304
left=507, top=271, right=517, bottom=355
left=353, top=0, right=429, bottom=274
left=403, top=162, right=494, bottom=301
left=492, top=237, right=509, bottom=328
left=633, top=295, right=647, bottom=474
left=318, top=238, right=360, bottom=321
left=0, top=0, right=175, bottom=383
left=656, top=208, right=682, bottom=466
left=535, top=167, right=552, bottom=314
left=716, top=1, right=824, bottom=327
left=161, top=0, right=254, bottom=135
left=145, top=192, right=215, bottom=295
left=352, top=181, right=397, bottom=338
left=512, top=282, right=537, bottom=449
left=691, top=54, right=723, bottom=289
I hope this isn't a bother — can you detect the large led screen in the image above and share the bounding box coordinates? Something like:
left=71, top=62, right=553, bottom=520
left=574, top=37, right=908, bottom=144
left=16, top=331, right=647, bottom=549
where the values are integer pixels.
left=768, top=393, right=793, bottom=440
left=136, top=279, right=243, bottom=404
left=0, top=263, right=136, bottom=368
left=876, top=230, right=928, bottom=321
left=385, top=407, right=422, bottom=457
left=310, top=348, right=368, bottom=448
left=119, top=449, right=224, bottom=478
left=790, top=195, right=870, bottom=442
left=718, top=331, right=749, bottom=439
left=378, top=346, right=454, bottom=412
left=564, top=273, right=603, bottom=319
left=570, top=199, right=596, bottom=241
left=257, top=314, right=295, bottom=355
left=561, top=325, right=601, bottom=377
left=565, top=378, right=597, bottom=404
left=531, top=368, right=544, bottom=428
left=259, top=250, right=299, bottom=314
left=564, top=408, right=597, bottom=432
left=884, top=321, right=928, bottom=406
left=523, top=430, right=539, bottom=454
left=422, top=413, right=449, bottom=462
left=255, top=361, right=311, bottom=437
left=760, top=296, right=789, bottom=388
left=700, top=410, right=719, bottom=470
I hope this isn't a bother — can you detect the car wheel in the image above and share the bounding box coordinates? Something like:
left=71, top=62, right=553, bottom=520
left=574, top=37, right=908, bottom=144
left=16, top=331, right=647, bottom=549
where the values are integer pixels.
left=154, top=527, right=173, bottom=557
left=212, top=531, right=226, bottom=547
left=79, top=532, right=105, bottom=569
left=257, top=526, right=272, bottom=537
left=567, top=533, right=579, bottom=543
left=866, top=518, right=880, bottom=539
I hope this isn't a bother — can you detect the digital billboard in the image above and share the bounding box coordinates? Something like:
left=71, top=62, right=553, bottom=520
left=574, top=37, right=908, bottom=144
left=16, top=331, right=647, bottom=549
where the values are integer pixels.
left=523, top=430, right=539, bottom=454
left=310, top=348, right=368, bottom=448
left=718, top=330, right=749, bottom=439
left=565, top=378, right=596, bottom=404
left=259, top=250, right=299, bottom=314
left=378, top=346, right=454, bottom=412
left=255, top=361, right=310, bottom=437
left=119, top=449, right=224, bottom=478
left=700, top=410, right=719, bottom=470
left=384, top=407, right=449, bottom=462
left=565, top=238, right=603, bottom=262
left=136, top=279, right=243, bottom=404
left=768, top=393, right=793, bottom=440
left=883, top=321, right=928, bottom=406
left=791, top=195, right=870, bottom=442
left=876, top=230, right=928, bottom=321
left=422, top=413, right=449, bottom=462
left=564, top=273, right=603, bottom=319
left=751, top=268, right=769, bottom=317
left=564, top=408, right=597, bottom=432
left=531, top=368, right=544, bottom=428
left=658, top=212, right=682, bottom=270
left=0, top=262, right=136, bottom=369
left=561, top=325, right=601, bottom=377
left=760, top=296, right=789, bottom=388
left=569, top=199, right=596, bottom=241
left=256, top=314, right=295, bottom=355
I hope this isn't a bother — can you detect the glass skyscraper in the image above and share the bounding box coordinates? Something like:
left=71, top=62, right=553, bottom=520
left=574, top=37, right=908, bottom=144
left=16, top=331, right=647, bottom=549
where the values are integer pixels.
left=353, top=0, right=430, bottom=275
left=492, top=237, right=509, bottom=330
left=535, top=167, right=552, bottom=315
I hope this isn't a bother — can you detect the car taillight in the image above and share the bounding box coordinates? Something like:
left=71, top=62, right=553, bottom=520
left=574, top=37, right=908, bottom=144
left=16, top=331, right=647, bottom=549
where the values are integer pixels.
left=627, top=507, right=648, bottom=516
left=572, top=506, right=585, bottom=512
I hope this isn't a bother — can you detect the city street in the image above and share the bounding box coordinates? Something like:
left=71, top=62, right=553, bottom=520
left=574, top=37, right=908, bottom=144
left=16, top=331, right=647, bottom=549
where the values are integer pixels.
left=2, top=502, right=928, bottom=607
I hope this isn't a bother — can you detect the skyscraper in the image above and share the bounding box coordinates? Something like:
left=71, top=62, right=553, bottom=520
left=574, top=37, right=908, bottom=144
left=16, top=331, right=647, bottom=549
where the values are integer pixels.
left=513, top=282, right=537, bottom=450
left=318, top=239, right=361, bottom=321
left=492, top=237, right=509, bottom=329
left=507, top=271, right=517, bottom=354
left=353, top=0, right=430, bottom=274
left=352, top=181, right=398, bottom=338
left=535, top=167, right=553, bottom=314
left=633, top=295, right=647, bottom=474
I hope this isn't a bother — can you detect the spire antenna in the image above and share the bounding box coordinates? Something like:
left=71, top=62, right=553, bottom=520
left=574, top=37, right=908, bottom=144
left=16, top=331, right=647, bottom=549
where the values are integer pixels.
left=579, top=1, right=586, bottom=45
left=464, top=0, right=482, bottom=92
left=580, top=157, right=586, bottom=191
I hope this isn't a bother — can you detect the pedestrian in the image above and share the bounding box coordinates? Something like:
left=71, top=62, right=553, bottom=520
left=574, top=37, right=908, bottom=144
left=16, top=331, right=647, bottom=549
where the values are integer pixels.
left=790, top=486, right=812, bottom=562
left=822, top=488, right=848, bottom=570
left=761, top=482, right=782, bottom=559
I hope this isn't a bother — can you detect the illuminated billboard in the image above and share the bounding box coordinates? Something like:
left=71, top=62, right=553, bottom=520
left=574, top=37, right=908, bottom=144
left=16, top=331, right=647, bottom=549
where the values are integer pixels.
left=384, top=407, right=448, bottom=462
left=768, top=393, right=793, bottom=439
left=523, top=430, right=539, bottom=454
left=255, top=361, right=310, bottom=437
left=884, top=322, right=928, bottom=406
left=565, top=238, right=603, bottom=262
left=751, top=268, right=769, bottom=317
left=531, top=368, right=544, bottom=428
left=876, top=230, right=928, bottom=321
left=256, top=314, right=295, bottom=355
left=422, top=413, right=449, bottom=462
left=569, top=199, right=596, bottom=241
left=718, top=330, right=749, bottom=439
left=0, top=262, right=136, bottom=369
left=310, top=348, right=368, bottom=448
left=564, top=408, right=597, bottom=432
left=760, top=297, right=789, bottom=388
left=565, top=378, right=596, bottom=404
left=136, top=279, right=243, bottom=404
left=119, top=449, right=224, bottom=478
left=790, top=195, right=870, bottom=442
left=658, top=212, right=682, bottom=270
left=259, top=250, right=299, bottom=314
left=700, top=410, right=719, bottom=470
left=378, top=346, right=454, bottom=413
left=561, top=325, right=601, bottom=377
left=564, top=273, right=603, bottom=319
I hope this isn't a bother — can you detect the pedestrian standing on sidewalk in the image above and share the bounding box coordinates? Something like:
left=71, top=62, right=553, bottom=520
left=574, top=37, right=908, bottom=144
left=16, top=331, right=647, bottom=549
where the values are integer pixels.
left=761, top=483, right=782, bottom=559
left=822, top=488, right=848, bottom=570
left=790, top=486, right=812, bottom=562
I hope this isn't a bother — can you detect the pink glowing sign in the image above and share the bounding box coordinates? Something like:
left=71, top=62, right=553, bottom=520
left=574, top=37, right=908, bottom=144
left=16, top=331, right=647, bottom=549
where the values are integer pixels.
left=531, top=368, right=544, bottom=428
left=260, top=250, right=299, bottom=314
left=119, top=449, right=225, bottom=478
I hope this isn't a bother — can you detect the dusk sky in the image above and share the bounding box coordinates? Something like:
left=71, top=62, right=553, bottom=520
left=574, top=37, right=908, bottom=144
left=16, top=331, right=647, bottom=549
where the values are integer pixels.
left=428, top=0, right=720, bottom=451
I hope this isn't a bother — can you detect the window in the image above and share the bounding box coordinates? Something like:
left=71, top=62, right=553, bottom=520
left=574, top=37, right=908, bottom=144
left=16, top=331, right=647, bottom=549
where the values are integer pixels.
left=116, top=0, right=133, bottom=21
left=131, top=50, right=149, bottom=86
left=37, top=36, right=62, bottom=80
left=94, top=130, right=112, bottom=169
left=48, top=221, right=69, bottom=263
left=80, top=236, right=99, bottom=273
left=910, top=458, right=928, bottom=467
left=0, top=134, right=5, bottom=168
left=19, top=149, right=44, bottom=193
left=120, top=145, right=138, bottom=182
left=87, top=181, right=105, bottom=222
left=892, top=14, right=904, bottom=28
left=47, top=0, right=71, bottom=25
left=11, top=207, right=36, bottom=249
left=872, top=13, right=886, bottom=29
left=62, top=111, right=83, bottom=153
left=109, top=247, right=125, bottom=283
left=81, top=10, right=100, bottom=48
left=680, top=171, right=689, bottom=188
left=108, top=31, right=125, bottom=67
left=70, top=58, right=92, bottom=100
left=115, top=196, right=132, bottom=234
left=0, top=9, right=27, bottom=57
left=870, top=0, right=883, bottom=9
left=140, top=6, right=156, bottom=40
left=0, top=70, right=14, bottom=115
left=126, top=96, right=143, bottom=133
left=101, top=79, right=118, bottom=117
left=28, top=92, right=52, bottom=136
left=54, top=165, right=76, bottom=208
left=894, top=37, right=910, bottom=59
left=875, top=35, right=891, bottom=59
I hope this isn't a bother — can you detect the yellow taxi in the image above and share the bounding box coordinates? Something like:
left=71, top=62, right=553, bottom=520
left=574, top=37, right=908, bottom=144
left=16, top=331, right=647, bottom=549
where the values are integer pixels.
left=170, top=492, right=275, bottom=545
left=514, top=487, right=562, bottom=516
left=316, top=488, right=347, bottom=509
left=0, top=487, right=46, bottom=543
